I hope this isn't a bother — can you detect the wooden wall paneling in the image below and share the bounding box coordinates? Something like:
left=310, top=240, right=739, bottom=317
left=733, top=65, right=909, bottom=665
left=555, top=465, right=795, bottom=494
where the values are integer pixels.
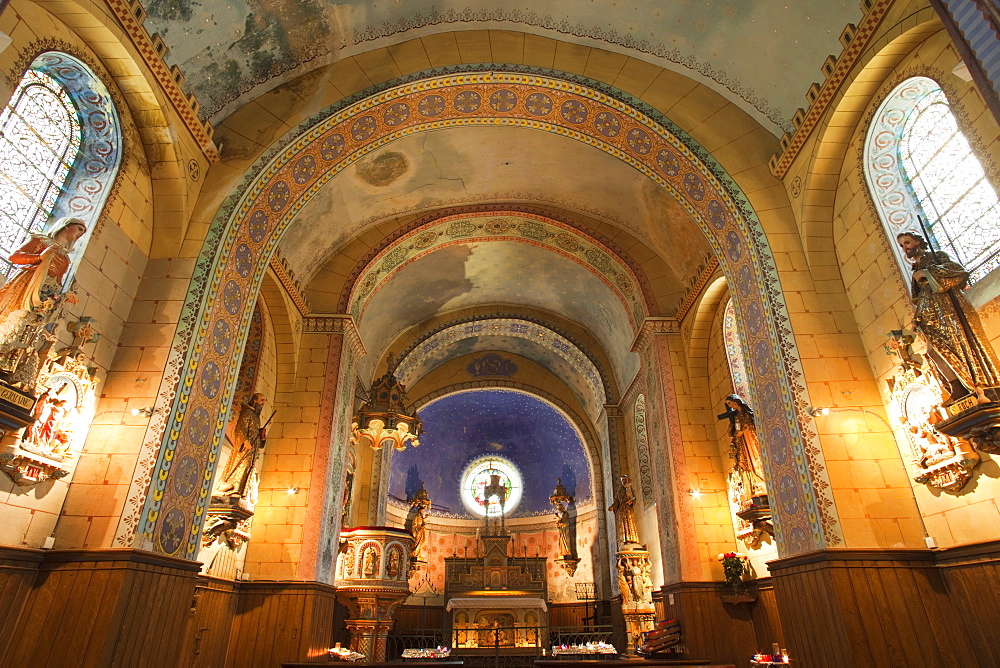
left=747, top=583, right=783, bottom=651
left=659, top=582, right=758, bottom=664
left=548, top=602, right=588, bottom=627
left=885, top=561, right=941, bottom=662
left=55, top=557, right=110, bottom=656
left=946, top=561, right=1000, bottom=664
left=119, top=560, right=167, bottom=665
left=230, top=584, right=265, bottom=665
left=770, top=550, right=978, bottom=668
left=102, top=553, right=201, bottom=666
left=935, top=540, right=1000, bottom=667
left=807, top=561, right=846, bottom=664
left=226, top=585, right=250, bottom=666
left=844, top=560, right=886, bottom=665
left=0, top=547, right=41, bottom=660
left=922, top=559, right=976, bottom=665
left=389, top=604, right=445, bottom=630
left=309, top=586, right=333, bottom=657
left=181, top=576, right=238, bottom=668
left=278, top=584, right=307, bottom=658
left=5, top=552, right=110, bottom=665
left=305, top=586, right=337, bottom=658
left=228, top=581, right=336, bottom=667
left=163, top=561, right=196, bottom=657
left=258, top=584, right=279, bottom=661
left=772, top=561, right=829, bottom=665
left=3, top=549, right=200, bottom=667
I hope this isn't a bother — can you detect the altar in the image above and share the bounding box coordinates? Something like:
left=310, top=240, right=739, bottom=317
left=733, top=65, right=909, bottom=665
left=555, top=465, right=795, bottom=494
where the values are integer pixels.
left=443, top=532, right=548, bottom=650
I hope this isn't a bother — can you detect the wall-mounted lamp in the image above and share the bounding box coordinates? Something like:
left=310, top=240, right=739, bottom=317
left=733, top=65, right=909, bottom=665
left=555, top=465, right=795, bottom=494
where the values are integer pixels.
left=287, top=487, right=300, bottom=495
left=688, top=488, right=702, bottom=500
left=130, top=407, right=154, bottom=417
left=807, top=406, right=893, bottom=431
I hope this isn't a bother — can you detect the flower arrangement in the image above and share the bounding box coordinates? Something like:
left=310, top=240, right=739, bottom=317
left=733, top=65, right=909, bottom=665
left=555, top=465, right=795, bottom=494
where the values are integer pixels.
left=717, top=551, right=750, bottom=592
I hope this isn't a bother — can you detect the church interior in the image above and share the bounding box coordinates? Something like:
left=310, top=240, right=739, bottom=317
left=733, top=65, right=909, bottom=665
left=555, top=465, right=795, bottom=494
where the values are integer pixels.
left=2, top=0, right=1000, bottom=666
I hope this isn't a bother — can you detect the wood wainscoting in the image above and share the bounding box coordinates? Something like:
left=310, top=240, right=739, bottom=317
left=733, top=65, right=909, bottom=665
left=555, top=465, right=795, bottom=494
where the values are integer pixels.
left=0, top=546, right=43, bottom=655
left=768, top=548, right=979, bottom=668
left=933, top=539, right=1000, bottom=666
left=656, top=579, right=782, bottom=666
left=226, top=580, right=337, bottom=667
left=1, top=548, right=201, bottom=667
left=181, top=575, right=239, bottom=668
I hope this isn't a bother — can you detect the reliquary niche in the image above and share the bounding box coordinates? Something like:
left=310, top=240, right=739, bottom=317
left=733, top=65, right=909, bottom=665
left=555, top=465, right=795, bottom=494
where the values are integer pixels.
left=0, top=341, right=99, bottom=485
left=886, top=332, right=979, bottom=492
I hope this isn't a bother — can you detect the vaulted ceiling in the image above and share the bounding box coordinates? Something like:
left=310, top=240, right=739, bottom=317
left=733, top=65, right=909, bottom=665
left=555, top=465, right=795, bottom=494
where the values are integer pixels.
left=145, top=0, right=861, bottom=134
left=148, top=2, right=855, bottom=414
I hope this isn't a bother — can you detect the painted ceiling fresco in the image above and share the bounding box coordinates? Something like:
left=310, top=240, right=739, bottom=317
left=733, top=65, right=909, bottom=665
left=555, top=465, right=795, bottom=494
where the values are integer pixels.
left=356, top=240, right=639, bottom=387
left=279, top=127, right=709, bottom=300
left=387, top=389, right=592, bottom=518
left=143, top=0, right=860, bottom=133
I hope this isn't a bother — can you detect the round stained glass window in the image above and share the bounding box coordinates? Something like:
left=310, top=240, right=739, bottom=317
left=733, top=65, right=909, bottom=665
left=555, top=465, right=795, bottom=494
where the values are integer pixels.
left=459, top=456, right=523, bottom=517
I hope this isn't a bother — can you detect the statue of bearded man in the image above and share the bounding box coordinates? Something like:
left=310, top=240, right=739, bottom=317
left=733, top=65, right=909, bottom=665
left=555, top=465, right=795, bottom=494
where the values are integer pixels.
left=897, top=232, right=1000, bottom=404
left=215, top=392, right=267, bottom=499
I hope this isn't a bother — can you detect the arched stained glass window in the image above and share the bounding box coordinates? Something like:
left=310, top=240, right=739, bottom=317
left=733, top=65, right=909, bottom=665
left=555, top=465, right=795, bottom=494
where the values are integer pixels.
left=0, top=69, right=82, bottom=276
left=0, top=52, right=121, bottom=281
left=865, top=76, right=1000, bottom=285
left=722, top=299, right=750, bottom=400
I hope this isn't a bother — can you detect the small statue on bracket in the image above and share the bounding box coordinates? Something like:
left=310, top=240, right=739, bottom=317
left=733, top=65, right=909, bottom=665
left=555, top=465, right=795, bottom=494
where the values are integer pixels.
left=608, top=475, right=641, bottom=548
left=719, top=395, right=767, bottom=498
left=718, top=395, right=773, bottom=547
left=885, top=330, right=980, bottom=491
left=550, top=478, right=580, bottom=576
left=406, top=481, right=430, bottom=570
left=213, top=392, right=269, bottom=503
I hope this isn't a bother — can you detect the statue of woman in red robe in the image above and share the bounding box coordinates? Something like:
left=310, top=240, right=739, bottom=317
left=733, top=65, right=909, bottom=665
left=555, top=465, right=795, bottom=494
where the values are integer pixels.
left=0, top=217, right=87, bottom=321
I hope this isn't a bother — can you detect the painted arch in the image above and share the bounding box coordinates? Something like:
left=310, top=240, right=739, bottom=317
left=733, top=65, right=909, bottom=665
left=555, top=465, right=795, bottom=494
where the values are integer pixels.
left=130, top=65, right=839, bottom=559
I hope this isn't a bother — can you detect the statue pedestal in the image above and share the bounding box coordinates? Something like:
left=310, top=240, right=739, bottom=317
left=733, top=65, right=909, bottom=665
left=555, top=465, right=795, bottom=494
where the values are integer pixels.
left=335, top=527, right=414, bottom=662
left=621, top=608, right=656, bottom=654
left=202, top=499, right=254, bottom=549
left=936, top=401, right=1000, bottom=454
left=735, top=493, right=774, bottom=549
left=555, top=555, right=580, bottom=576
left=616, top=545, right=654, bottom=654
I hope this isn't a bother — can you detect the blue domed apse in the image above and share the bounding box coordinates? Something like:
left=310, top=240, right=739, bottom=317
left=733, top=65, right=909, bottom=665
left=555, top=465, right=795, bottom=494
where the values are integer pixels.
left=388, top=389, right=592, bottom=518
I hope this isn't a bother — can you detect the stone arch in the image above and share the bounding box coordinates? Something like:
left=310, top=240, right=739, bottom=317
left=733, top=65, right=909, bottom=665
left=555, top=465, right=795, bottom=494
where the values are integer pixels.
left=338, top=206, right=658, bottom=320
left=138, top=67, right=833, bottom=559
left=797, top=8, right=942, bottom=270
left=258, top=270, right=300, bottom=396
left=684, top=274, right=728, bottom=364
left=394, top=315, right=610, bottom=421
